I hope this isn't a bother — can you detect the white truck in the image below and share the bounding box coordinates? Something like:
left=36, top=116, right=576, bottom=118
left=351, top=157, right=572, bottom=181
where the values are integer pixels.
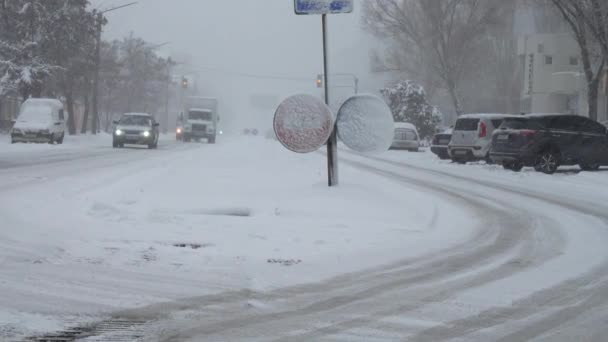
left=178, top=97, right=219, bottom=144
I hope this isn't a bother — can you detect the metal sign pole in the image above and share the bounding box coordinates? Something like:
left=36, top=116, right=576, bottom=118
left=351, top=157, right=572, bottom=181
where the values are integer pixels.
left=323, top=13, right=338, bottom=187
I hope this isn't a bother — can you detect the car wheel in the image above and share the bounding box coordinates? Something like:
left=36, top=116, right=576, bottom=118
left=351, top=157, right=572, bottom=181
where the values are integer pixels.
left=511, top=162, right=524, bottom=172
left=208, top=136, right=216, bottom=144
left=439, top=153, right=450, bottom=160
left=485, top=154, right=494, bottom=165
left=452, top=158, right=467, bottom=164
left=112, top=140, right=118, bottom=148
left=502, top=162, right=513, bottom=170
left=580, top=162, right=600, bottom=171
left=57, top=134, right=64, bottom=144
left=535, top=151, right=559, bottom=174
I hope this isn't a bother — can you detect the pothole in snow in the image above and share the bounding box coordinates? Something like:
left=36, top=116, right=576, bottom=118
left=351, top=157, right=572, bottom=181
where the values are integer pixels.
left=186, top=207, right=252, bottom=217
left=172, top=243, right=214, bottom=250
left=267, top=259, right=302, bottom=266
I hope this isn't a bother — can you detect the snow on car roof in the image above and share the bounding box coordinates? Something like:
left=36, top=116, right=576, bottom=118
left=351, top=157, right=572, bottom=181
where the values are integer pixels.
left=22, top=98, right=63, bottom=110
left=123, top=112, right=152, bottom=117
left=189, top=108, right=212, bottom=113
left=394, top=122, right=417, bottom=130
left=458, top=113, right=519, bottom=119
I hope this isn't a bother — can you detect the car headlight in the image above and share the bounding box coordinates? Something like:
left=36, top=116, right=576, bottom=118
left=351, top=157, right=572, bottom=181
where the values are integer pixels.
left=115, top=129, right=123, bottom=136
left=176, top=128, right=182, bottom=134
left=142, top=131, right=150, bottom=137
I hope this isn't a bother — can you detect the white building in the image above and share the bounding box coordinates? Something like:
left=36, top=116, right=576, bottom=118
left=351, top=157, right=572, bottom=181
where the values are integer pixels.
left=518, top=33, right=608, bottom=121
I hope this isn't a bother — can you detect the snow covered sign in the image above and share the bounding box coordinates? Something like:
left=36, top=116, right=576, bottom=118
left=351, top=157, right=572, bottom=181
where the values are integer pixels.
left=294, top=0, right=353, bottom=15
left=274, top=94, right=334, bottom=153
left=337, top=95, right=395, bottom=154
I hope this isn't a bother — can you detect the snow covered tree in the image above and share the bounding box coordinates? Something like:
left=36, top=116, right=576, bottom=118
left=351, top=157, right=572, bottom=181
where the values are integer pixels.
left=381, top=80, right=441, bottom=138
left=0, top=0, right=57, bottom=98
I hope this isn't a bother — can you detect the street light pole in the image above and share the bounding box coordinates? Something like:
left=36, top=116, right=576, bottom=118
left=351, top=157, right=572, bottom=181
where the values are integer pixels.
left=91, top=2, right=137, bottom=134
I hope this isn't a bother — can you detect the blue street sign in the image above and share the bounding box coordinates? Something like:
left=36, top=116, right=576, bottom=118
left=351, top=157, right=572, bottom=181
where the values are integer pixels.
left=294, top=0, right=354, bottom=15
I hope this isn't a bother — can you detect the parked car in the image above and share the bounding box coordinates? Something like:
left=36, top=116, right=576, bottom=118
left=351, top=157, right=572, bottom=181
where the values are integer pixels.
left=390, top=122, right=420, bottom=151
left=112, top=113, right=159, bottom=149
left=490, top=114, right=608, bottom=174
left=431, top=129, right=452, bottom=160
left=11, top=98, right=66, bottom=144
left=449, top=114, right=517, bottom=163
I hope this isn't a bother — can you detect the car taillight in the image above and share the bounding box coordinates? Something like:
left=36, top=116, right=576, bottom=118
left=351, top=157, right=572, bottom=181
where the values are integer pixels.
left=520, top=130, right=537, bottom=137
left=478, top=122, right=487, bottom=138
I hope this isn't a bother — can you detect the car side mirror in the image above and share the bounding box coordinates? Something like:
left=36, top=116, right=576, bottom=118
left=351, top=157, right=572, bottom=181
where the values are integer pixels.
left=153, top=122, right=160, bottom=127
left=54, top=122, right=62, bottom=126
left=112, top=120, right=119, bottom=125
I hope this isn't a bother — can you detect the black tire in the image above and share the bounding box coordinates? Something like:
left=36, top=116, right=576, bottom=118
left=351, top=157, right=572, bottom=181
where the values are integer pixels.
left=580, top=162, right=600, bottom=171
left=485, top=154, right=494, bottom=165
left=511, top=162, right=524, bottom=172
left=118, top=143, right=124, bottom=148
left=11, top=139, right=16, bottom=144
left=57, top=134, right=64, bottom=145
left=184, top=136, right=191, bottom=142
left=408, top=148, right=419, bottom=152
left=48, top=135, right=55, bottom=145
left=112, top=140, right=118, bottom=148
left=535, top=150, right=560, bottom=174
left=452, top=158, right=467, bottom=164
left=502, top=162, right=513, bottom=170
left=438, top=153, right=450, bottom=160
left=208, top=136, right=216, bottom=144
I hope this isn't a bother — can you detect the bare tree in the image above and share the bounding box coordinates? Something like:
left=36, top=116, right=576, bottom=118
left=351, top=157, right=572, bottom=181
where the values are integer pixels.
left=364, top=0, right=507, bottom=115
left=548, top=0, right=605, bottom=120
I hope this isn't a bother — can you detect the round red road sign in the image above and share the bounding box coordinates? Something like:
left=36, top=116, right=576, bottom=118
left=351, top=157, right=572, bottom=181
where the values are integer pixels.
left=274, top=94, right=334, bottom=153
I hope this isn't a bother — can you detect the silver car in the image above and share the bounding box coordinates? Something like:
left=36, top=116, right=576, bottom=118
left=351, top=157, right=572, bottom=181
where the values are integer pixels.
left=391, top=122, right=420, bottom=152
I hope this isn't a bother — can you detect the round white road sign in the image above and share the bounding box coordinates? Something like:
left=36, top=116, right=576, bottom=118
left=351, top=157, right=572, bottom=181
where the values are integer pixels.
left=337, top=94, right=394, bottom=154
left=274, top=94, right=334, bottom=153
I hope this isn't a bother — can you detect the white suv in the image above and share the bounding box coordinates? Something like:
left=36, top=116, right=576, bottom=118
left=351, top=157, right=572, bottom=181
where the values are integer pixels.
left=11, top=98, right=66, bottom=144
left=448, top=114, right=517, bottom=163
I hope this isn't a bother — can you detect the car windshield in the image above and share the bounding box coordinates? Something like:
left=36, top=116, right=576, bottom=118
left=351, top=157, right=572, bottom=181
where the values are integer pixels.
left=5, top=1, right=608, bottom=340
left=188, top=110, right=212, bottom=121
left=454, top=118, right=480, bottom=131
left=18, top=106, right=53, bottom=122
left=120, top=115, right=151, bottom=126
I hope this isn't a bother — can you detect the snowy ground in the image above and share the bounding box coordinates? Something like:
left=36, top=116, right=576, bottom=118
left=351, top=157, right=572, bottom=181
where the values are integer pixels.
left=1, top=135, right=608, bottom=341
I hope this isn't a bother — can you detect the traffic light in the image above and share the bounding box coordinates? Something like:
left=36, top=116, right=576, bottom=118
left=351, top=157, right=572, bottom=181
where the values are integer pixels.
left=181, top=77, right=188, bottom=89
left=316, top=74, right=323, bottom=88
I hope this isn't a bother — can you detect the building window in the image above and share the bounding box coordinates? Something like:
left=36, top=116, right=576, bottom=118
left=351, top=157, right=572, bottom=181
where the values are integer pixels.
left=570, top=57, right=579, bottom=65
left=545, top=55, right=553, bottom=65
left=538, top=44, right=544, bottom=53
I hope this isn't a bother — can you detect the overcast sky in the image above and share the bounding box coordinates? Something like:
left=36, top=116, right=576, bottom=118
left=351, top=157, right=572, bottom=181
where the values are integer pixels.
left=89, top=0, right=384, bottom=129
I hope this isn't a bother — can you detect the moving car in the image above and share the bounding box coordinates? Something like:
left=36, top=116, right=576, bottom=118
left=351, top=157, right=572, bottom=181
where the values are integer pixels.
left=449, top=114, right=516, bottom=163
left=431, top=128, right=452, bottom=160
left=490, top=114, right=608, bottom=174
left=11, top=98, right=66, bottom=144
left=112, top=113, right=159, bottom=149
left=391, top=122, right=420, bottom=151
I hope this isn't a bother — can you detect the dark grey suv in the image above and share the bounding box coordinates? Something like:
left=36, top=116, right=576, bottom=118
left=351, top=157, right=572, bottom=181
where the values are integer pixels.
left=490, top=114, right=608, bottom=174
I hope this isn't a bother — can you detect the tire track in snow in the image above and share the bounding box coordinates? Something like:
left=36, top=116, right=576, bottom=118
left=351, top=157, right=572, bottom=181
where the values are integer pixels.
left=346, top=151, right=608, bottom=342
left=149, top=155, right=561, bottom=342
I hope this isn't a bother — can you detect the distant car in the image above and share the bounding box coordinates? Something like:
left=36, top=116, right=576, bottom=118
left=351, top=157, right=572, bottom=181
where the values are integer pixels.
left=491, top=114, right=608, bottom=174
left=391, top=122, right=420, bottom=151
left=11, top=98, right=66, bottom=144
left=112, top=113, right=159, bottom=149
left=449, top=114, right=517, bottom=163
left=176, top=125, right=183, bottom=141
left=431, top=129, right=452, bottom=160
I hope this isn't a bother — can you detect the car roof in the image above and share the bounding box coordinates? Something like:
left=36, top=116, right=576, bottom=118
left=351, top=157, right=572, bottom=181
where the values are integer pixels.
left=123, top=112, right=152, bottom=117
left=189, top=108, right=212, bottom=113
left=394, top=122, right=417, bottom=130
left=23, top=98, right=63, bottom=110
left=524, top=113, right=576, bottom=118
left=458, top=113, right=519, bottom=119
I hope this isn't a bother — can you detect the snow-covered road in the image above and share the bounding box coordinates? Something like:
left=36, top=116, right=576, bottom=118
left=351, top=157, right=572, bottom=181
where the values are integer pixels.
left=1, top=135, right=607, bottom=341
